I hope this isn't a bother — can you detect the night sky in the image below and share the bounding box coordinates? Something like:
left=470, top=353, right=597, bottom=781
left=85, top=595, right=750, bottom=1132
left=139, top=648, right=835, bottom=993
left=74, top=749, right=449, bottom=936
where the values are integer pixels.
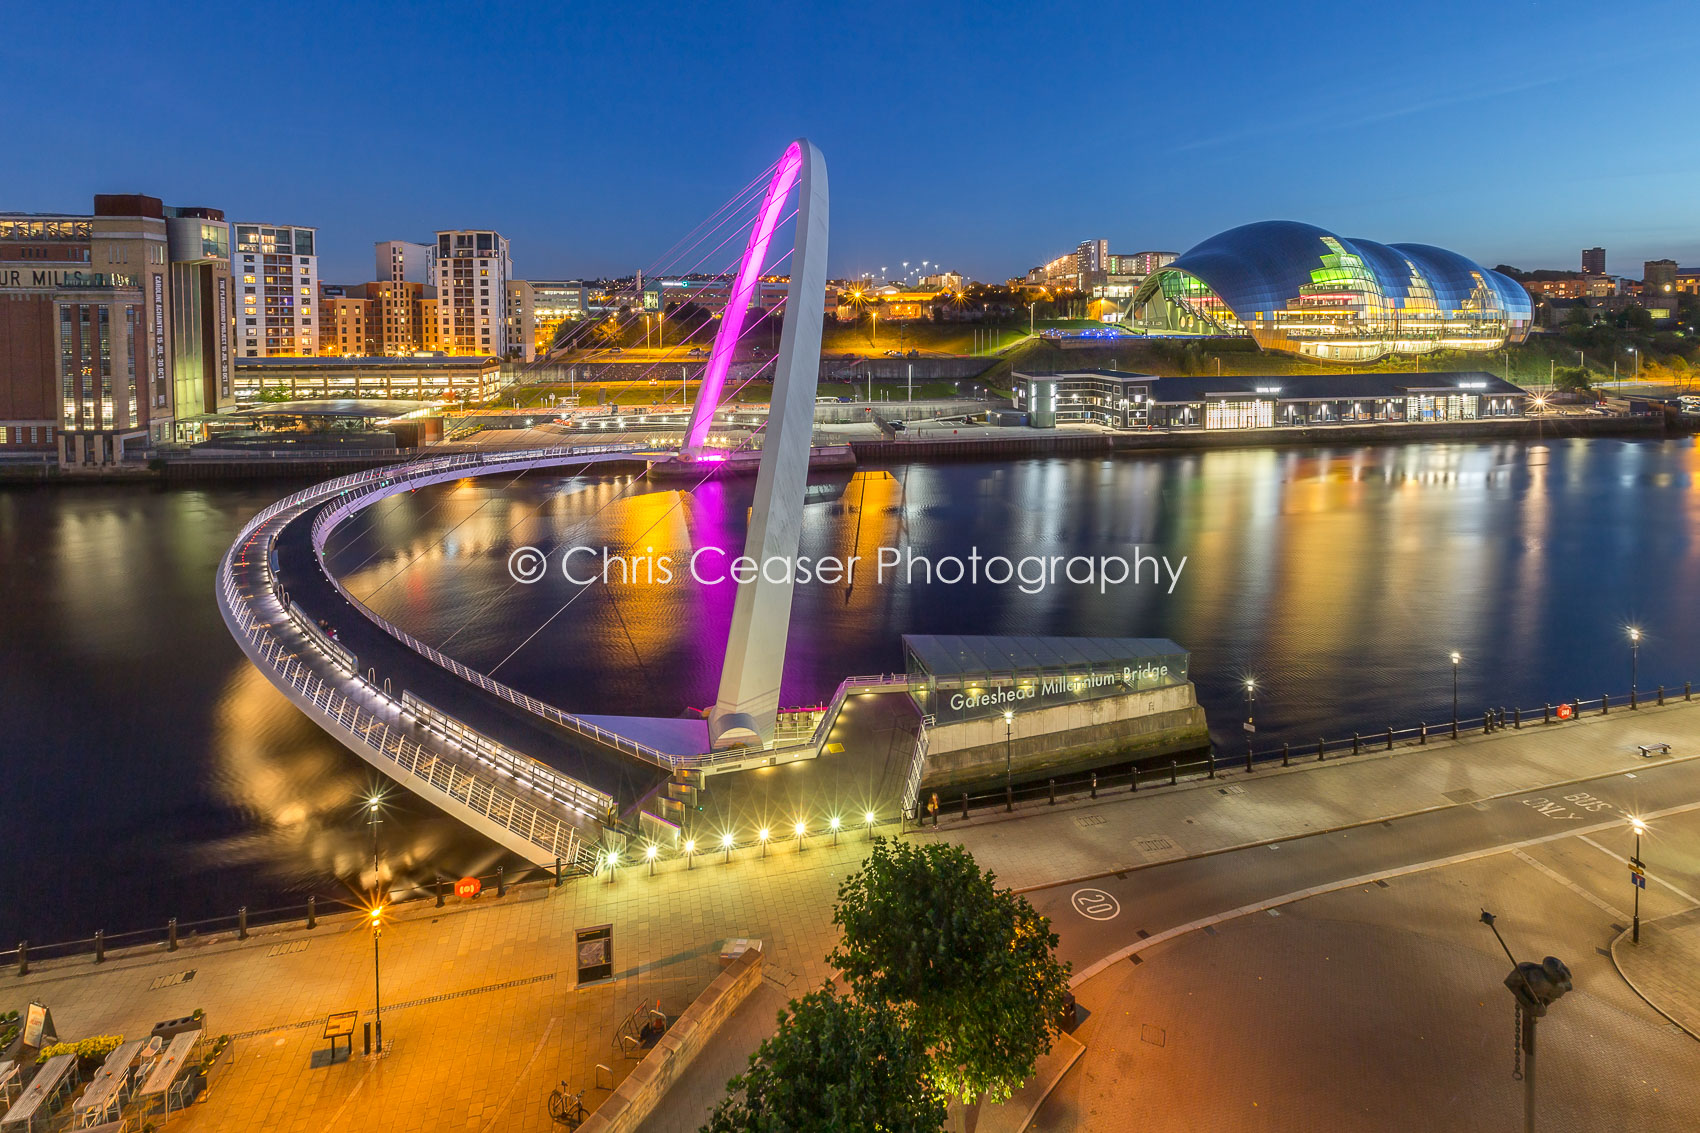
left=7, top=2, right=1698, bottom=283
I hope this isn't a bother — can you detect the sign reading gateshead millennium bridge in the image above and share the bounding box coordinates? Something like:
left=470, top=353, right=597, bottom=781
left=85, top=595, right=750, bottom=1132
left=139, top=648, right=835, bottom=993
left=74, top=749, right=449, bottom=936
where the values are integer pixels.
left=903, top=634, right=1189, bottom=727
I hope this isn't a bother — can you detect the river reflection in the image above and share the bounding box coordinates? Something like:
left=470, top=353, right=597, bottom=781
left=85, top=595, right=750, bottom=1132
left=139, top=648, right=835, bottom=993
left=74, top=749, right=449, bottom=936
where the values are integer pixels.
left=3, top=438, right=1699, bottom=944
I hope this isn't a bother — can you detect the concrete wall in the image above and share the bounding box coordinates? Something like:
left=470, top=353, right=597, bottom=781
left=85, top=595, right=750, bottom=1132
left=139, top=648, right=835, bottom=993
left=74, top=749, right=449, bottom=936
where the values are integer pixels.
left=921, top=683, right=1209, bottom=791
left=578, top=942, right=766, bottom=1133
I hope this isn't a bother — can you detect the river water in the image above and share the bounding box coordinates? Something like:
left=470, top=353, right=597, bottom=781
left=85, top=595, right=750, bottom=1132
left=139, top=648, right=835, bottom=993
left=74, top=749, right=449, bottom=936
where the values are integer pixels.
left=5, top=437, right=1698, bottom=945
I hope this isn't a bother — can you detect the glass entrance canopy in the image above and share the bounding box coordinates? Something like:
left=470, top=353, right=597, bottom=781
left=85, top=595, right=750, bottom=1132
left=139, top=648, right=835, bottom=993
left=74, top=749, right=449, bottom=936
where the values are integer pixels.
left=903, top=635, right=1189, bottom=727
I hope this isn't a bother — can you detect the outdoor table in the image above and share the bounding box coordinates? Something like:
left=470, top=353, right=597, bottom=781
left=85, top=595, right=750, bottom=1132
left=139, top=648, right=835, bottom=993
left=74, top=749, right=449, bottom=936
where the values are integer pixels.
left=0, top=1063, right=19, bottom=1108
left=1, top=1053, right=77, bottom=1133
left=323, top=1012, right=358, bottom=1062
left=136, top=1029, right=202, bottom=1117
left=71, top=1039, right=144, bottom=1128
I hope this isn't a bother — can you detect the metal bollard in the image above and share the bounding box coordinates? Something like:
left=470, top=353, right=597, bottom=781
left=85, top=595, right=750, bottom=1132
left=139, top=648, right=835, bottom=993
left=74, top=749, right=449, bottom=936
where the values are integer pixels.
left=1207, top=752, right=1216, bottom=779
left=16, top=941, right=26, bottom=977
left=1687, top=681, right=1692, bottom=701
left=1631, top=687, right=1638, bottom=709
left=1353, top=731, right=1361, bottom=755
left=1004, top=785, right=1013, bottom=812
left=435, top=877, right=445, bottom=909
left=1514, top=707, right=1521, bottom=729
left=1483, top=711, right=1492, bottom=734
left=1420, top=722, right=1427, bottom=745
left=1246, top=747, right=1254, bottom=773
left=1544, top=703, right=1551, bottom=724
left=1048, top=778, right=1056, bottom=805
left=961, top=791, right=969, bottom=819
left=1130, top=767, right=1138, bottom=792
left=1282, top=742, right=1291, bottom=767
left=1602, top=693, right=1610, bottom=715
left=1170, top=760, right=1178, bottom=786
left=496, top=866, right=506, bottom=898
left=363, top=1021, right=371, bottom=1056
left=307, top=896, right=317, bottom=929
left=94, top=930, right=105, bottom=964
left=1659, top=685, right=1666, bottom=706
left=238, top=906, right=248, bottom=941
left=555, top=857, right=564, bottom=887
left=1091, top=772, right=1098, bottom=798
left=1317, top=739, right=1326, bottom=762
left=1386, top=726, right=1394, bottom=751
left=168, top=918, right=178, bottom=952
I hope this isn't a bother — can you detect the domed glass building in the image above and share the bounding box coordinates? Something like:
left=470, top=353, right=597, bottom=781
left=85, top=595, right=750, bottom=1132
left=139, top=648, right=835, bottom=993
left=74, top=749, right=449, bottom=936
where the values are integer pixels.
left=1129, top=221, right=1532, bottom=362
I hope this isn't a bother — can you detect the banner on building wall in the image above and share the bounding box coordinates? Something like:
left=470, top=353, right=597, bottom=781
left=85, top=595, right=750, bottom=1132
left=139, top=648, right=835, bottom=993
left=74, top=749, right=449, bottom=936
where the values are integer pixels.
left=152, top=273, right=166, bottom=404
left=217, top=276, right=231, bottom=397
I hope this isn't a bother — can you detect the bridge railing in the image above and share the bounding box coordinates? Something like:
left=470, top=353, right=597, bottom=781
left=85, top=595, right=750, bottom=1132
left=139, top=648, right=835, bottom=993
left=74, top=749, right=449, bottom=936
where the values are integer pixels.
left=219, top=533, right=594, bottom=864
left=900, top=714, right=933, bottom=821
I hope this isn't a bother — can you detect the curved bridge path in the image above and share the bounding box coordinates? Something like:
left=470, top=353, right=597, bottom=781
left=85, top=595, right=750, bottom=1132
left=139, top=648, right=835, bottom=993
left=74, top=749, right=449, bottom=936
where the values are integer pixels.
left=217, top=445, right=670, bottom=871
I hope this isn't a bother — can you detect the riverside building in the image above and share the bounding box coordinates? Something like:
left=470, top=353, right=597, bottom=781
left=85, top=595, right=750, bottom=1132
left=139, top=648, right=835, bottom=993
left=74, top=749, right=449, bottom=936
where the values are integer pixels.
left=434, top=230, right=511, bottom=356
left=1014, top=370, right=1530, bottom=429
left=231, top=223, right=318, bottom=357
left=0, top=195, right=238, bottom=464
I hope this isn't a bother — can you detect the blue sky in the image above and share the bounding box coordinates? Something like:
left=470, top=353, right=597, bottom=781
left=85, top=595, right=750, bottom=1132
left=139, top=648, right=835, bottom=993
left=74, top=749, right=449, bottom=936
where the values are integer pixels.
left=7, top=2, right=1699, bottom=283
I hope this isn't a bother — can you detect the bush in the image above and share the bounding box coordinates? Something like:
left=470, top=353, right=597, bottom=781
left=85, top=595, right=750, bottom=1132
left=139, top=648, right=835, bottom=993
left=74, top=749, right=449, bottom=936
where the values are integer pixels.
left=36, top=1034, right=123, bottom=1065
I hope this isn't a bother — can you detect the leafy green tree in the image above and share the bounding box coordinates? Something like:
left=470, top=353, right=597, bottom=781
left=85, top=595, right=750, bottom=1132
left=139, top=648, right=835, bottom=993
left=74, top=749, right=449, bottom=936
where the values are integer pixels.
left=1552, top=366, right=1593, bottom=394
left=703, top=986, right=945, bottom=1133
left=830, top=840, right=1072, bottom=1103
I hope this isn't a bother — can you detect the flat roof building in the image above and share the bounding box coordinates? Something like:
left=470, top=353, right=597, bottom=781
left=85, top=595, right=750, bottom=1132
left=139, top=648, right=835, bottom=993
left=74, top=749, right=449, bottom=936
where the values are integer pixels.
left=231, top=223, right=317, bottom=357
left=1014, top=369, right=1530, bottom=430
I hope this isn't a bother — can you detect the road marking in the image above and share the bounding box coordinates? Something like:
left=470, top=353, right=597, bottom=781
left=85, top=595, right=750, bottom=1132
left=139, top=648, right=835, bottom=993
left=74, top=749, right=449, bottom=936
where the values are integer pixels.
left=1069, top=796, right=1700, bottom=988
left=1578, top=836, right=1700, bottom=906
left=481, top=1016, right=558, bottom=1132
left=1071, top=888, right=1121, bottom=921
left=1511, top=849, right=1628, bottom=920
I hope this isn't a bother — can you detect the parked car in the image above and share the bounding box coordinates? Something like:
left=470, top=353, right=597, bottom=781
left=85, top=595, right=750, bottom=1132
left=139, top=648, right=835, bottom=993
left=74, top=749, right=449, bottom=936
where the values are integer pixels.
left=890, top=420, right=907, bottom=431
left=884, top=349, right=902, bottom=357
left=687, top=346, right=706, bottom=356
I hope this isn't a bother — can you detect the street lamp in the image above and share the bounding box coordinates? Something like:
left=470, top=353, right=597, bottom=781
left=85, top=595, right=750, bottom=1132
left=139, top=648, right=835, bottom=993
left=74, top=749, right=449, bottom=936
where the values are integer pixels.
left=864, top=810, right=876, bottom=841
left=830, top=816, right=841, bottom=847
left=758, top=827, right=770, bottom=859
left=1003, top=709, right=1015, bottom=811
left=1630, top=817, right=1647, bottom=944
left=794, top=821, right=807, bottom=852
left=646, top=843, right=658, bottom=876
left=1628, top=627, right=1641, bottom=704
left=605, top=849, right=618, bottom=885
left=1243, top=679, right=1257, bottom=766
left=368, top=904, right=385, bottom=1053
left=365, top=794, right=383, bottom=887
left=1449, top=652, right=1461, bottom=738
left=684, top=839, right=695, bottom=870
left=721, top=831, right=734, bottom=864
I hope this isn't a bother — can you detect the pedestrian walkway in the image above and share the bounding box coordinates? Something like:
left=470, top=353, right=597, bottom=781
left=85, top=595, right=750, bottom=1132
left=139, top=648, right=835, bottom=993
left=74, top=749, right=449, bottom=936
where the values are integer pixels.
left=1614, top=905, right=1700, bottom=1039
left=915, top=696, right=1700, bottom=891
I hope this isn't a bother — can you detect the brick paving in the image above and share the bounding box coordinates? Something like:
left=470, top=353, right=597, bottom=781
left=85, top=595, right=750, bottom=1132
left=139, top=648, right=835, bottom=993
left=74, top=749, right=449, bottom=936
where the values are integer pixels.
left=1613, top=905, right=1700, bottom=1040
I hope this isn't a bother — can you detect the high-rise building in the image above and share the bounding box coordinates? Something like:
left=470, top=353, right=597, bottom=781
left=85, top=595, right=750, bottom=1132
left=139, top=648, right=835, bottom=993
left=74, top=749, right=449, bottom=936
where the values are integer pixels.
left=1109, top=251, right=1177, bottom=276
left=164, top=207, right=237, bottom=419
left=318, top=284, right=373, bottom=356
left=375, top=240, right=432, bottom=285
left=1075, top=239, right=1109, bottom=275
left=1582, top=247, right=1606, bottom=275
left=0, top=194, right=238, bottom=464
left=231, top=223, right=317, bottom=356
left=433, top=230, right=511, bottom=356
left=505, top=280, right=536, bottom=362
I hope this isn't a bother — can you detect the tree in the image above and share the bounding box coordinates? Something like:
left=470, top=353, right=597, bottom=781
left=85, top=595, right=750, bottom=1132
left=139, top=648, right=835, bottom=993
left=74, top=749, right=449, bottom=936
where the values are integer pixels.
left=829, top=840, right=1072, bottom=1103
left=703, top=986, right=945, bottom=1133
left=1552, top=366, right=1593, bottom=394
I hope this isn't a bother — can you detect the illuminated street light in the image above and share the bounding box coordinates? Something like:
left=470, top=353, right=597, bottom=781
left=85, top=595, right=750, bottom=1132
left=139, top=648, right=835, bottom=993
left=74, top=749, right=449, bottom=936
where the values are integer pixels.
left=684, top=839, right=695, bottom=870
left=865, top=810, right=876, bottom=841
left=794, top=820, right=806, bottom=852
left=1243, top=679, right=1257, bottom=769
left=759, top=827, right=770, bottom=859
left=1003, top=709, right=1015, bottom=811
left=605, top=849, right=618, bottom=885
left=368, top=903, right=386, bottom=1052
left=1628, top=627, right=1642, bottom=706
left=1450, top=652, right=1462, bottom=738
left=646, top=843, right=658, bottom=876
left=721, top=831, right=734, bottom=864
left=1630, top=816, right=1648, bottom=943
left=830, top=815, right=841, bottom=847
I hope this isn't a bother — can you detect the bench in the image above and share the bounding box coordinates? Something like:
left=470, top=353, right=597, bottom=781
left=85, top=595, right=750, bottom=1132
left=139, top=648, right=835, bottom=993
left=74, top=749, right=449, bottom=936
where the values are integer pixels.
left=323, top=1011, right=358, bottom=1063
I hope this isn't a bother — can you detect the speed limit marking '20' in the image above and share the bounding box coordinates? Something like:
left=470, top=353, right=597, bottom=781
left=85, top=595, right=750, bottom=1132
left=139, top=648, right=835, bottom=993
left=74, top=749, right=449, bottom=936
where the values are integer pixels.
left=1071, top=888, right=1121, bottom=921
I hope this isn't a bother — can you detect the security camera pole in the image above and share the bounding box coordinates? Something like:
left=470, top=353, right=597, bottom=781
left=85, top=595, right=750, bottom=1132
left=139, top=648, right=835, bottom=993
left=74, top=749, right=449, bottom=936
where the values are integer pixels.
left=1481, top=910, right=1573, bottom=1133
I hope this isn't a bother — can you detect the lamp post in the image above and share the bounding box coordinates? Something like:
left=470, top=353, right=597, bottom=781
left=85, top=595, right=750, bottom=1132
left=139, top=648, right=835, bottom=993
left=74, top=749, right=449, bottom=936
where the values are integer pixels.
left=605, top=850, right=618, bottom=885
left=865, top=810, right=876, bottom=841
left=1628, top=627, right=1641, bottom=704
left=1003, top=709, right=1015, bottom=811
left=684, top=839, right=695, bottom=871
left=759, top=828, right=770, bottom=859
left=369, top=905, right=384, bottom=1053
left=830, top=816, right=841, bottom=847
left=722, top=832, right=733, bottom=864
left=1244, top=679, right=1256, bottom=765
left=794, top=821, right=806, bottom=853
left=1450, top=652, right=1461, bottom=738
left=645, top=843, right=658, bottom=876
left=1630, top=817, right=1646, bottom=944
left=366, top=794, right=383, bottom=886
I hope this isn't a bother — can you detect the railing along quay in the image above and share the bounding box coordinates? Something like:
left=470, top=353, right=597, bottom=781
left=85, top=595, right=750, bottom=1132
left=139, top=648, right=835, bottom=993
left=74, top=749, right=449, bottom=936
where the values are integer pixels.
left=905, top=680, right=1696, bottom=826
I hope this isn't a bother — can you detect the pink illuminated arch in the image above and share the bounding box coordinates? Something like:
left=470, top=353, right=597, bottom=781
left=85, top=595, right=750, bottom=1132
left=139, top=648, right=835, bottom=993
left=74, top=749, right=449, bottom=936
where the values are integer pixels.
left=683, top=142, right=805, bottom=454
